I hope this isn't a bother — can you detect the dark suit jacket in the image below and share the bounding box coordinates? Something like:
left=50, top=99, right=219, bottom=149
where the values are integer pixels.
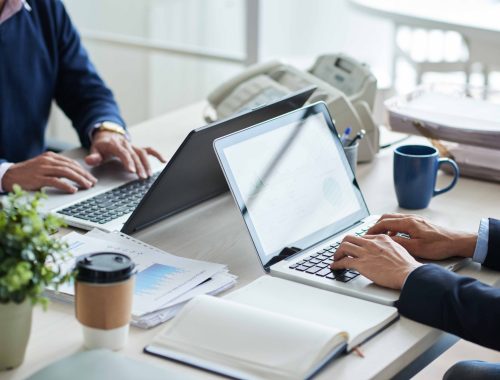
left=396, top=218, right=500, bottom=351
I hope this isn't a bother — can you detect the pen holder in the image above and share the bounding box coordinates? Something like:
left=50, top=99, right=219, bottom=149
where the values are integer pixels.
left=343, top=140, right=359, bottom=175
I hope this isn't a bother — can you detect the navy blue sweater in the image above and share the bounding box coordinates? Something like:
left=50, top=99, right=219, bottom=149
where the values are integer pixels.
left=0, top=0, right=125, bottom=163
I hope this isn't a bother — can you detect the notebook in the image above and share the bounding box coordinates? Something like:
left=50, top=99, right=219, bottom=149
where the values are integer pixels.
left=145, top=276, right=398, bottom=380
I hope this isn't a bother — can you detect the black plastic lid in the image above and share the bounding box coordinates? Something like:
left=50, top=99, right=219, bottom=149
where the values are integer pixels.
left=75, top=252, right=136, bottom=284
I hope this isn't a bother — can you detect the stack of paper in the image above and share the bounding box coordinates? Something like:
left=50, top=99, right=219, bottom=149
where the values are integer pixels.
left=386, top=85, right=500, bottom=149
left=48, top=229, right=237, bottom=328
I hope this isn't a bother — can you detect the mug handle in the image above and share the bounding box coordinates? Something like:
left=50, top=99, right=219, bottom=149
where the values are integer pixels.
left=433, top=158, right=460, bottom=196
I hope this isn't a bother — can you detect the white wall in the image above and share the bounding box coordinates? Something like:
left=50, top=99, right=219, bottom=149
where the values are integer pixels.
left=49, top=0, right=393, bottom=145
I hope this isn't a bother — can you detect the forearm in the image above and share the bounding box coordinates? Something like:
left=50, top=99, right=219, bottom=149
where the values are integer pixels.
left=397, top=264, right=500, bottom=351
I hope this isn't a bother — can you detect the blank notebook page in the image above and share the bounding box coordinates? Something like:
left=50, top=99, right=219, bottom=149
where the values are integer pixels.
left=153, top=295, right=346, bottom=380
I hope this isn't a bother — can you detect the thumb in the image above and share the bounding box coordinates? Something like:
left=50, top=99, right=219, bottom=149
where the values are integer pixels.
left=85, top=146, right=103, bottom=166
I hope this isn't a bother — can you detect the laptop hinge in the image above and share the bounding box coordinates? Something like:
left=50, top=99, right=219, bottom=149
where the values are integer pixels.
left=264, top=247, right=301, bottom=271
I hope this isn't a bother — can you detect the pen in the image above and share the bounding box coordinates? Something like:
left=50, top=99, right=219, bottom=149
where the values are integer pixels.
left=340, top=127, right=352, bottom=146
left=347, top=129, right=366, bottom=147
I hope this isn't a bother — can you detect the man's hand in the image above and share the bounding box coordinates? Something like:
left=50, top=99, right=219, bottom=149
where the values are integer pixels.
left=331, top=234, right=422, bottom=290
left=2, top=152, right=97, bottom=193
left=367, top=214, right=477, bottom=260
left=85, top=131, right=166, bottom=179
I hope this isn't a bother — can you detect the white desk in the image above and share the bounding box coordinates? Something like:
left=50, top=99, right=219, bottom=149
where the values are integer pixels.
left=3, top=102, right=500, bottom=380
left=350, top=0, right=500, bottom=70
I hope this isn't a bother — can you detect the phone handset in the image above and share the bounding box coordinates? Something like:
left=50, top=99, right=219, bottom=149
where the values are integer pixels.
left=205, top=55, right=380, bottom=162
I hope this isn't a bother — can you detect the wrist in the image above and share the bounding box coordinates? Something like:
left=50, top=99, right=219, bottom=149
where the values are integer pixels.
left=451, top=233, right=477, bottom=258
left=2, top=163, right=18, bottom=192
left=92, top=121, right=129, bottom=141
left=399, top=262, right=423, bottom=289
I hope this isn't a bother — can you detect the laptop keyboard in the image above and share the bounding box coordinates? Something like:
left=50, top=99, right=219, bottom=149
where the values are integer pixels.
left=57, top=173, right=160, bottom=225
left=288, top=224, right=372, bottom=283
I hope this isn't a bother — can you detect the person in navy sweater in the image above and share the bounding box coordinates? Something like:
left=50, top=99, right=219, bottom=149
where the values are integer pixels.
left=332, top=214, right=500, bottom=379
left=0, top=0, right=165, bottom=193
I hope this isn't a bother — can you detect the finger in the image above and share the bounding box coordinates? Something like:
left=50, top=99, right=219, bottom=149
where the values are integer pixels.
left=334, top=241, right=365, bottom=261
left=43, top=177, right=78, bottom=193
left=61, top=160, right=97, bottom=184
left=367, top=217, right=414, bottom=235
left=134, top=147, right=152, bottom=176
left=125, top=143, right=146, bottom=179
left=342, top=234, right=369, bottom=246
left=331, top=256, right=357, bottom=271
left=44, top=166, right=94, bottom=189
left=144, top=147, right=166, bottom=163
left=112, top=144, right=136, bottom=173
left=85, top=146, right=103, bottom=167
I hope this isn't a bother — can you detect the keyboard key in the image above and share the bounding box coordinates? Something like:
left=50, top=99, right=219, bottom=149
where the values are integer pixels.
left=326, top=273, right=336, bottom=280
left=295, top=265, right=308, bottom=272
left=317, top=263, right=328, bottom=268
left=324, top=259, right=333, bottom=265
left=306, top=266, right=322, bottom=274
left=332, top=269, right=346, bottom=276
left=309, top=258, right=320, bottom=264
left=302, top=262, right=314, bottom=268
left=344, top=272, right=358, bottom=279
left=316, top=268, right=332, bottom=277
left=336, top=275, right=352, bottom=283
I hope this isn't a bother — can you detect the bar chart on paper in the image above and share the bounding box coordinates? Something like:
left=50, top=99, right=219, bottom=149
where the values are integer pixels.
left=135, top=264, right=185, bottom=296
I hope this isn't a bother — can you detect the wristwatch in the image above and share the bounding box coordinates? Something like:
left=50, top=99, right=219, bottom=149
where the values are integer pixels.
left=94, top=121, right=128, bottom=137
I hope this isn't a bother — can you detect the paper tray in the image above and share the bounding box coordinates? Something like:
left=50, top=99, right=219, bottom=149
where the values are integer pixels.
left=385, top=84, right=500, bottom=150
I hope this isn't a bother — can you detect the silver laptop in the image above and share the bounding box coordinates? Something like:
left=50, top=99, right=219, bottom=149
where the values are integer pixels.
left=213, top=102, right=467, bottom=306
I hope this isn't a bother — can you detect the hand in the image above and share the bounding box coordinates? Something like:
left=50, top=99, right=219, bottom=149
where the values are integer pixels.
left=2, top=152, right=97, bottom=193
left=85, top=131, right=166, bottom=179
left=331, top=234, right=422, bottom=290
left=367, top=214, right=477, bottom=260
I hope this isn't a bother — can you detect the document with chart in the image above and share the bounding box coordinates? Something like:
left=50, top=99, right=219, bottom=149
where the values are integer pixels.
left=50, top=230, right=234, bottom=322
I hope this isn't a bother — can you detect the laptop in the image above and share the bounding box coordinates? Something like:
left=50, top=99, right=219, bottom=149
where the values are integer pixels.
left=41, top=86, right=316, bottom=234
left=213, top=102, right=467, bottom=305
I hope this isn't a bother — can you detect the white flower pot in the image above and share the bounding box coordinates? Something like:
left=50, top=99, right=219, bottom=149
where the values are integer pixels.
left=0, top=299, right=33, bottom=370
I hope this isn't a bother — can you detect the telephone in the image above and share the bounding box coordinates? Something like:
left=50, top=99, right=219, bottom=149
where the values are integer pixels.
left=206, top=54, right=379, bottom=162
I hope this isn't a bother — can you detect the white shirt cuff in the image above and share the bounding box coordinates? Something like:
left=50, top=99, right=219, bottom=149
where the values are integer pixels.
left=0, top=162, right=14, bottom=193
left=472, top=218, right=489, bottom=264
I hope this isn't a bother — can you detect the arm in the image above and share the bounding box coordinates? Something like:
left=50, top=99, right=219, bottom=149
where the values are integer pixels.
left=52, top=1, right=125, bottom=148
left=482, top=218, right=500, bottom=271
left=332, top=233, right=500, bottom=351
left=397, top=264, right=500, bottom=351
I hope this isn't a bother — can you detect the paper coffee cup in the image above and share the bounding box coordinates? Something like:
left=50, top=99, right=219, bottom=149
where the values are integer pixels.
left=74, top=253, right=136, bottom=351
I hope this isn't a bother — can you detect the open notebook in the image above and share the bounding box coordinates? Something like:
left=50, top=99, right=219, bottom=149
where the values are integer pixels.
left=145, top=276, right=398, bottom=380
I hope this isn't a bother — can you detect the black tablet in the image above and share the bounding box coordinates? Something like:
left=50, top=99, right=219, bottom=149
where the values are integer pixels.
left=121, top=86, right=316, bottom=234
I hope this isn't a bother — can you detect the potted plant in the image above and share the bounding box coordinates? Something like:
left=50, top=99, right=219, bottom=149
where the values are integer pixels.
left=0, top=185, right=71, bottom=370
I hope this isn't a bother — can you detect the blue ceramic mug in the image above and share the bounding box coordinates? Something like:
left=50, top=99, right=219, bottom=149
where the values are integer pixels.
left=394, top=145, right=459, bottom=209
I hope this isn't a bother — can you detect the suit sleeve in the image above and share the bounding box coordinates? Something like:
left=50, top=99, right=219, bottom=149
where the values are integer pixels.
left=482, top=218, right=500, bottom=271
left=396, top=264, right=500, bottom=351
left=52, top=1, right=126, bottom=148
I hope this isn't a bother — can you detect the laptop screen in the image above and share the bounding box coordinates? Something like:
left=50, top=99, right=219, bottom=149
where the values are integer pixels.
left=214, top=103, right=369, bottom=269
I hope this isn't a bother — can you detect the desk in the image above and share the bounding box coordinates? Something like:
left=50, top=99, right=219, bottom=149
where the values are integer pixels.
left=2, top=102, right=500, bottom=380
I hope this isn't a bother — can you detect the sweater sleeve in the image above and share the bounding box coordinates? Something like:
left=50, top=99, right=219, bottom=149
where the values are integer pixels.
left=52, top=0, right=126, bottom=148
left=396, top=264, right=500, bottom=351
